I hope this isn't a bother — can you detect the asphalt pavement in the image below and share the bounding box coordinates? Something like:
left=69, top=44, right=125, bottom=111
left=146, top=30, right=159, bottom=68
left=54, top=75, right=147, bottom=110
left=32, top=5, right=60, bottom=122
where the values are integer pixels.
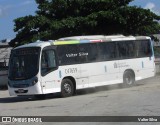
left=0, top=74, right=160, bottom=125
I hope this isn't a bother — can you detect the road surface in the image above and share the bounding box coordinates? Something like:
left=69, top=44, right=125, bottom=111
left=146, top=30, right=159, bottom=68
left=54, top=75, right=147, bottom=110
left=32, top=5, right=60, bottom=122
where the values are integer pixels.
left=0, top=75, right=160, bottom=125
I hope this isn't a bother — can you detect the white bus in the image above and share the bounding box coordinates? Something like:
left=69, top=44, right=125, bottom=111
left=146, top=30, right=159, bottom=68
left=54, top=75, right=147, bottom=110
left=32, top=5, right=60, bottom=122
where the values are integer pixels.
left=8, top=35, right=155, bottom=98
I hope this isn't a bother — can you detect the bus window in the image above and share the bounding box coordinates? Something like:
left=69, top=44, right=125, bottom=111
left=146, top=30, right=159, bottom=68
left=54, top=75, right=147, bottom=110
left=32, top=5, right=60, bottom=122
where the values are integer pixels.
left=128, top=42, right=136, bottom=58
left=117, top=41, right=136, bottom=59
left=78, top=44, right=98, bottom=63
left=136, top=40, right=152, bottom=57
left=41, top=50, right=57, bottom=76
left=57, top=45, right=79, bottom=65
left=98, top=42, right=116, bottom=61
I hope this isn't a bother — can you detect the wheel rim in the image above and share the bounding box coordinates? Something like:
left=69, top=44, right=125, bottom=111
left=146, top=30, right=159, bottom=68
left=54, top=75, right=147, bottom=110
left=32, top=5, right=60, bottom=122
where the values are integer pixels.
left=63, top=83, right=72, bottom=94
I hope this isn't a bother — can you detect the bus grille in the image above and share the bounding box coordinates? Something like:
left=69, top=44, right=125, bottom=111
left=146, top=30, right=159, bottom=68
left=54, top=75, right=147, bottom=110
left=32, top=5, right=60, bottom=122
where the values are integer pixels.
left=13, top=84, right=29, bottom=88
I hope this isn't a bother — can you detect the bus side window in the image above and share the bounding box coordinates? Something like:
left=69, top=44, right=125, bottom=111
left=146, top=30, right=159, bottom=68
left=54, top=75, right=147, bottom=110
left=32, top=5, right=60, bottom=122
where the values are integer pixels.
left=78, top=44, right=88, bottom=63
left=98, top=42, right=116, bottom=61
left=136, top=40, right=152, bottom=57
left=78, top=44, right=98, bottom=63
left=128, top=42, right=135, bottom=58
left=145, top=41, right=152, bottom=56
left=88, top=44, right=98, bottom=61
left=41, top=50, right=57, bottom=76
left=57, top=45, right=79, bottom=65
left=117, top=41, right=136, bottom=59
left=117, top=42, right=125, bottom=58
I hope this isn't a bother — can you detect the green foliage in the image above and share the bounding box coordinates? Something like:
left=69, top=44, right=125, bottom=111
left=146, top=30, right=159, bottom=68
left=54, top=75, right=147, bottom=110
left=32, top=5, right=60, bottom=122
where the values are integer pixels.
left=9, top=0, right=160, bottom=47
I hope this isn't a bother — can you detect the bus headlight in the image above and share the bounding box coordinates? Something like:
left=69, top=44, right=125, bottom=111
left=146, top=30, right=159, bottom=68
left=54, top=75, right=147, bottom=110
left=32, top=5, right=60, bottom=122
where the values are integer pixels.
left=32, top=77, right=38, bottom=85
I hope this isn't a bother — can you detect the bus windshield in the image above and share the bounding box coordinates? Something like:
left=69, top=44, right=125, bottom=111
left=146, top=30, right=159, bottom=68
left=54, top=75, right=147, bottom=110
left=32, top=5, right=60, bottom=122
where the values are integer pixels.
left=8, top=47, right=40, bottom=80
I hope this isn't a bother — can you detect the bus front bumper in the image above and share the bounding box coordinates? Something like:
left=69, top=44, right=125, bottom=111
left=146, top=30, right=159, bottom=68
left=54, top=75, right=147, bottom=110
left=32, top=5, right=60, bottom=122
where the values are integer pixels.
left=8, top=83, right=43, bottom=96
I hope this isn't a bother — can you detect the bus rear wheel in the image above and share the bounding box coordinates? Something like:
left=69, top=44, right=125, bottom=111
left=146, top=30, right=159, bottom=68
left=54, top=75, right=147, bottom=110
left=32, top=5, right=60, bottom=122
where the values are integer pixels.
left=61, top=79, right=74, bottom=97
left=123, top=71, right=135, bottom=87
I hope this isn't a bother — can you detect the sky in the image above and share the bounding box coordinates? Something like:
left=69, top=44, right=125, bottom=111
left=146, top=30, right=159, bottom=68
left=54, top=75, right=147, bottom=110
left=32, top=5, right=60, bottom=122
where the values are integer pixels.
left=0, top=0, right=160, bottom=40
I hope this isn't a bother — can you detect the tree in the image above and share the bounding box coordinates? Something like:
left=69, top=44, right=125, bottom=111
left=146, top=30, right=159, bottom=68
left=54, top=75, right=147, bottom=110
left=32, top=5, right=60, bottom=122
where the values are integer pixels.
left=9, top=0, right=160, bottom=47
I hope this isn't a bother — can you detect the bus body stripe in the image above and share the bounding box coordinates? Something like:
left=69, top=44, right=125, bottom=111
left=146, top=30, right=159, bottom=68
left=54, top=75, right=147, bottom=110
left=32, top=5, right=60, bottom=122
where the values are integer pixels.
left=142, top=61, right=144, bottom=68
left=54, top=41, right=79, bottom=45
left=52, top=39, right=103, bottom=45
left=80, top=40, right=90, bottom=43
left=104, top=66, right=107, bottom=72
left=59, top=71, right=62, bottom=78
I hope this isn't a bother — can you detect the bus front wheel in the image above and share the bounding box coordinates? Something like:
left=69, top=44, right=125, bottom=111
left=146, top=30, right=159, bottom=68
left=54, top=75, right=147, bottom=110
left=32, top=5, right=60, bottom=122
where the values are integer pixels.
left=61, top=79, right=74, bottom=97
left=123, top=71, right=135, bottom=87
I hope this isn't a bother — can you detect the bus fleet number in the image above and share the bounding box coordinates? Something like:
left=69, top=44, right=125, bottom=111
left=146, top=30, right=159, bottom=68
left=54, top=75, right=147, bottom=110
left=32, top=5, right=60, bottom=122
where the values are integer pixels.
left=65, top=68, right=78, bottom=74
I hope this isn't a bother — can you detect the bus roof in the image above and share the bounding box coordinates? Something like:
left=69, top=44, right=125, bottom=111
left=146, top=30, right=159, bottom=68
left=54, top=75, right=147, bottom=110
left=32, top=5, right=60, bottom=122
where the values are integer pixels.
left=13, top=35, right=151, bottom=49
left=52, top=35, right=151, bottom=45
left=14, top=41, right=51, bottom=50
left=58, top=35, right=125, bottom=40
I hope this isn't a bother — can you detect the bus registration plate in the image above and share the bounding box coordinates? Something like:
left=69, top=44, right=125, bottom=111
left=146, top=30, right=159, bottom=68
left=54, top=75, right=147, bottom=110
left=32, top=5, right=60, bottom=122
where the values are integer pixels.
left=18, top=89, right=25, bottom=93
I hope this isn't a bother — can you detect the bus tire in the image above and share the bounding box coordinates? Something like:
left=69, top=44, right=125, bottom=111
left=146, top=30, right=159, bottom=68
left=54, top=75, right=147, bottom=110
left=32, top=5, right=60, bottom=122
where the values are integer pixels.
left=61, top=79, right=74, bottom=97
left=123, top=71, right=135, bottom=87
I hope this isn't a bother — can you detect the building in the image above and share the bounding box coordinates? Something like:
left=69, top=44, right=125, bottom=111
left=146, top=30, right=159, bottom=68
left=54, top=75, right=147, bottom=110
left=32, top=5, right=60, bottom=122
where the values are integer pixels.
left=0, top=39, right=12, bottom=67
left=0, top=39, right=12, bottom=87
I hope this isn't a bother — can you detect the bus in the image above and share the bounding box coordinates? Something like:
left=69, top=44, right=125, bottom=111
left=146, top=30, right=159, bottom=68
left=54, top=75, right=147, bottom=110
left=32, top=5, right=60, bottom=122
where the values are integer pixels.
left=8, top=35, right=155, bottom=98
